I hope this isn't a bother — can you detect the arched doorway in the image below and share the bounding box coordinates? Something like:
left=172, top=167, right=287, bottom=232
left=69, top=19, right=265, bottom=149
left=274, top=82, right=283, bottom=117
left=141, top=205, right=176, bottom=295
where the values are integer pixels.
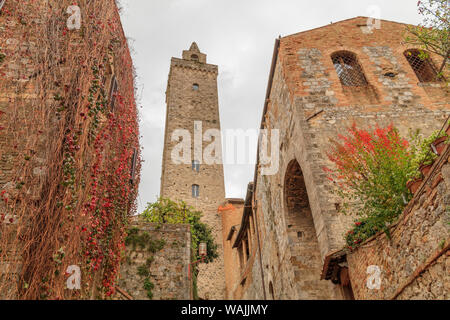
left=284, top=159, right=331, bottom=299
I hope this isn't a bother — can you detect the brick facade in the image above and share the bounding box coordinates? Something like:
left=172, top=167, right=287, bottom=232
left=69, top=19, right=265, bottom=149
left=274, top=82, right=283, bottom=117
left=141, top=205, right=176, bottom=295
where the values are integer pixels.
left=223, top=17, right=449, bottom=300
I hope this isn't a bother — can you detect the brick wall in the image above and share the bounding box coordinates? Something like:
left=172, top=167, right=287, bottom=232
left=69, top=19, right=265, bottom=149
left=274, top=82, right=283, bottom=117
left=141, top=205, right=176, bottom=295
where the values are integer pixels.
left=116, top=222, right=192, bottom=300
left=347, top=143, right=449, bottom=300
left=237, top=17, right=449, bottom=300
left=0, top=1, right=140, bottom=299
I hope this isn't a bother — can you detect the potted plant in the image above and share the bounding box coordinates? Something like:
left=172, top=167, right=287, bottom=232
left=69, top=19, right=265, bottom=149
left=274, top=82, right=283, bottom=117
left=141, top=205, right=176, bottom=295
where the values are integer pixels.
left=431, top=135, right=448, bottom=155
left=419, top=162, right=433, bottom=176
left=406, top=177, right=423, bottom=194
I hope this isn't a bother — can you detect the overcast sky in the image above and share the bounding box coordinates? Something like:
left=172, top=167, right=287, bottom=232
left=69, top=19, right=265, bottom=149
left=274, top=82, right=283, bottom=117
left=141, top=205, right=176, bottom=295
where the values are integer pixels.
left=118, top=0, right=423, bottom=213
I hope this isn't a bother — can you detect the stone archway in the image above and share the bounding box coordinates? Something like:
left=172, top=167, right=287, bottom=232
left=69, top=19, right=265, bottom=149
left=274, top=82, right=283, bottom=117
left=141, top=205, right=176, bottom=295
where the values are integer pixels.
left=284, top=159, right=332, bottom=299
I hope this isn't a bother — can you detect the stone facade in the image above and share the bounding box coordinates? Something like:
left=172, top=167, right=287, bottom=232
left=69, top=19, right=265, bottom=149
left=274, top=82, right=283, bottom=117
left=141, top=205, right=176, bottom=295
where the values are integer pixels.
left=223, top=17, right=449, bottom=300
left=160, top=43, right=226, bottom=299
left=117, top=222, right=192, bottom=300
left=345, top=140, right=449, bottom=300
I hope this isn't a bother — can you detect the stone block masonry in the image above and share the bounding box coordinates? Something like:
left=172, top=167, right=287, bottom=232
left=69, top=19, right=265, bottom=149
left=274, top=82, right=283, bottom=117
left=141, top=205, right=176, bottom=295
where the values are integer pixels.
left=226, top=17, right=449, bottom=300
left=160, top=43, right=226, bottom=300
left=346, top=141, right=450, bottom=300
left=117, top=222, right=192, bottom=300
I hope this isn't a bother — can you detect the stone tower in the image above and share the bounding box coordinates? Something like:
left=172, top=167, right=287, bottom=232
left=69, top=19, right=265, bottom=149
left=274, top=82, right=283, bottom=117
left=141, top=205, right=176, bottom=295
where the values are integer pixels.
left=160, top=43, right=226, bottom=300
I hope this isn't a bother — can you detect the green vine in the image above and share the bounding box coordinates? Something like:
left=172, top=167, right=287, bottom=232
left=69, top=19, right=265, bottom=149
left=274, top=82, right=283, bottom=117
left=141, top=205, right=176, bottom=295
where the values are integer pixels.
left=124, top=227, right=165, bottom=299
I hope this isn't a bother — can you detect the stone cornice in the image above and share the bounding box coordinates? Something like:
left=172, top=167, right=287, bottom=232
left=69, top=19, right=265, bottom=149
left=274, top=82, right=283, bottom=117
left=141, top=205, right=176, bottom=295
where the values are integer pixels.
left=170, top=57, right=218, bottom=74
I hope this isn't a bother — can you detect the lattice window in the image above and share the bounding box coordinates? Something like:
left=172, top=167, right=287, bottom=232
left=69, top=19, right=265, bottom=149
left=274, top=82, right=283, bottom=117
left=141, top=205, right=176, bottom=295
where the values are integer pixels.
left=332, top=51, right=368, bottom=87
left=404, top=49, right=440, bottom=82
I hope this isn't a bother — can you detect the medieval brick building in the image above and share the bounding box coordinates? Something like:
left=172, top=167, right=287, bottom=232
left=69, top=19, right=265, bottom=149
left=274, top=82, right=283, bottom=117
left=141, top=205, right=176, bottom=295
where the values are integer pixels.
left=0, top=1, right=140, bottom=299
left=221, top=17, right=449, bottom=300
left=160, top=43, right=226, bottom=299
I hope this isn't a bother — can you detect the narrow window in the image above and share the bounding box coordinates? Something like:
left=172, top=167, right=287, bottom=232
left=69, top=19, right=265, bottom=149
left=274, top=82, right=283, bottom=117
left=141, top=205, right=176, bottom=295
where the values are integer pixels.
left=109, top=75, right=118, bottom=111
left=130, top=148, right=138, bottom=184
left=193, top=83, right=199, bottom=91
left=192, top=184, right=199, bottom=198
left=269, top=282, right=275, bottom=300
left=244, top=234, right=250, bottom=261
left=331, top=51, right=368, bottom=86
left=404, top=49, right=441, bottom=82
left=238, top=245, right=244, bottom=270
left=192, top=160, right=200, bottom=173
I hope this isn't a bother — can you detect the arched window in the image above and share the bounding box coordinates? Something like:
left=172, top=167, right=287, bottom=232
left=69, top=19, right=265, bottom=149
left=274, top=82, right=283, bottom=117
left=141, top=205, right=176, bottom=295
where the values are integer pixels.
left=191, top=54, right=199, bottom=62
left=331, top=51, right=368, bottom=86
left=193, top=83, right=199, bottom=91
left=192, top=184, right=199, bottom=198
left=404, top=49, right=440, bottom=82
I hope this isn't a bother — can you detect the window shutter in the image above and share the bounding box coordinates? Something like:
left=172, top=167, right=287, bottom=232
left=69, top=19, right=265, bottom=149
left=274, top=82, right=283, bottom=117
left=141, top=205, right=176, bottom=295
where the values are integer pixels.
left=130, top=148, right=138, bottom=184
left=109, top=75, right=118, bottom=111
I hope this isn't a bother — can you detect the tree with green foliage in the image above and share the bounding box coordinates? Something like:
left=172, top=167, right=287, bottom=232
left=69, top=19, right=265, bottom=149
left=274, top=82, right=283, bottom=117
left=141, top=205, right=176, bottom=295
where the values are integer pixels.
left=405, top=0, right=449, bottom=80
left=140, top=198, right=218, bottom=263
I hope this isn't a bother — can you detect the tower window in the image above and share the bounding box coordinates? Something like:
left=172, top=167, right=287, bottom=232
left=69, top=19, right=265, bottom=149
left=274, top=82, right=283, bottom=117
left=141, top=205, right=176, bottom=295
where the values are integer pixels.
left=192, top=160, right=200, bottom=173
left=331, top=51, right=368, bottom=87
left=193, top=83, right=199, bottom=91
left=191, top=54, right=199, bottom=61
left=192, top=184, right=200, bottom=198
left=404, top=49, right=441, bottom=82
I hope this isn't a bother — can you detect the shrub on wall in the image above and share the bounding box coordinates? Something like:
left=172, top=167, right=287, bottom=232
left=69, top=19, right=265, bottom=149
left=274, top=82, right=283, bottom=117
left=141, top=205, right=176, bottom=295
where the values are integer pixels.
left=325, top=123, right=447, bottom=249
left=141, top=198, right=218, bottom=263
left=140, top=198, right=218, bottom=300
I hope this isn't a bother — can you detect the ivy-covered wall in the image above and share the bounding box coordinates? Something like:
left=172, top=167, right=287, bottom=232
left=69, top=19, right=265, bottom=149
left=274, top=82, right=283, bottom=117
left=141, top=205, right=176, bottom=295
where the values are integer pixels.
left=116, top=222, right=192, bottom=300
left=0, top=1, right=140, bottom=299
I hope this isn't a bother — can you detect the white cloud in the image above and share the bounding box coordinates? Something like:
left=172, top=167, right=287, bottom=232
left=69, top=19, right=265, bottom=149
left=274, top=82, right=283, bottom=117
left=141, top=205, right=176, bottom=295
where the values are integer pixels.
left=118, top=0, right=423, bottom=213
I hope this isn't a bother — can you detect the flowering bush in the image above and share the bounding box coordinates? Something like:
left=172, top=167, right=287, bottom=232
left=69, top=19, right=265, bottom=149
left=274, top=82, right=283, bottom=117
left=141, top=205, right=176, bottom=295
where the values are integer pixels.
left=325, top=124, right=445, bottom=249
